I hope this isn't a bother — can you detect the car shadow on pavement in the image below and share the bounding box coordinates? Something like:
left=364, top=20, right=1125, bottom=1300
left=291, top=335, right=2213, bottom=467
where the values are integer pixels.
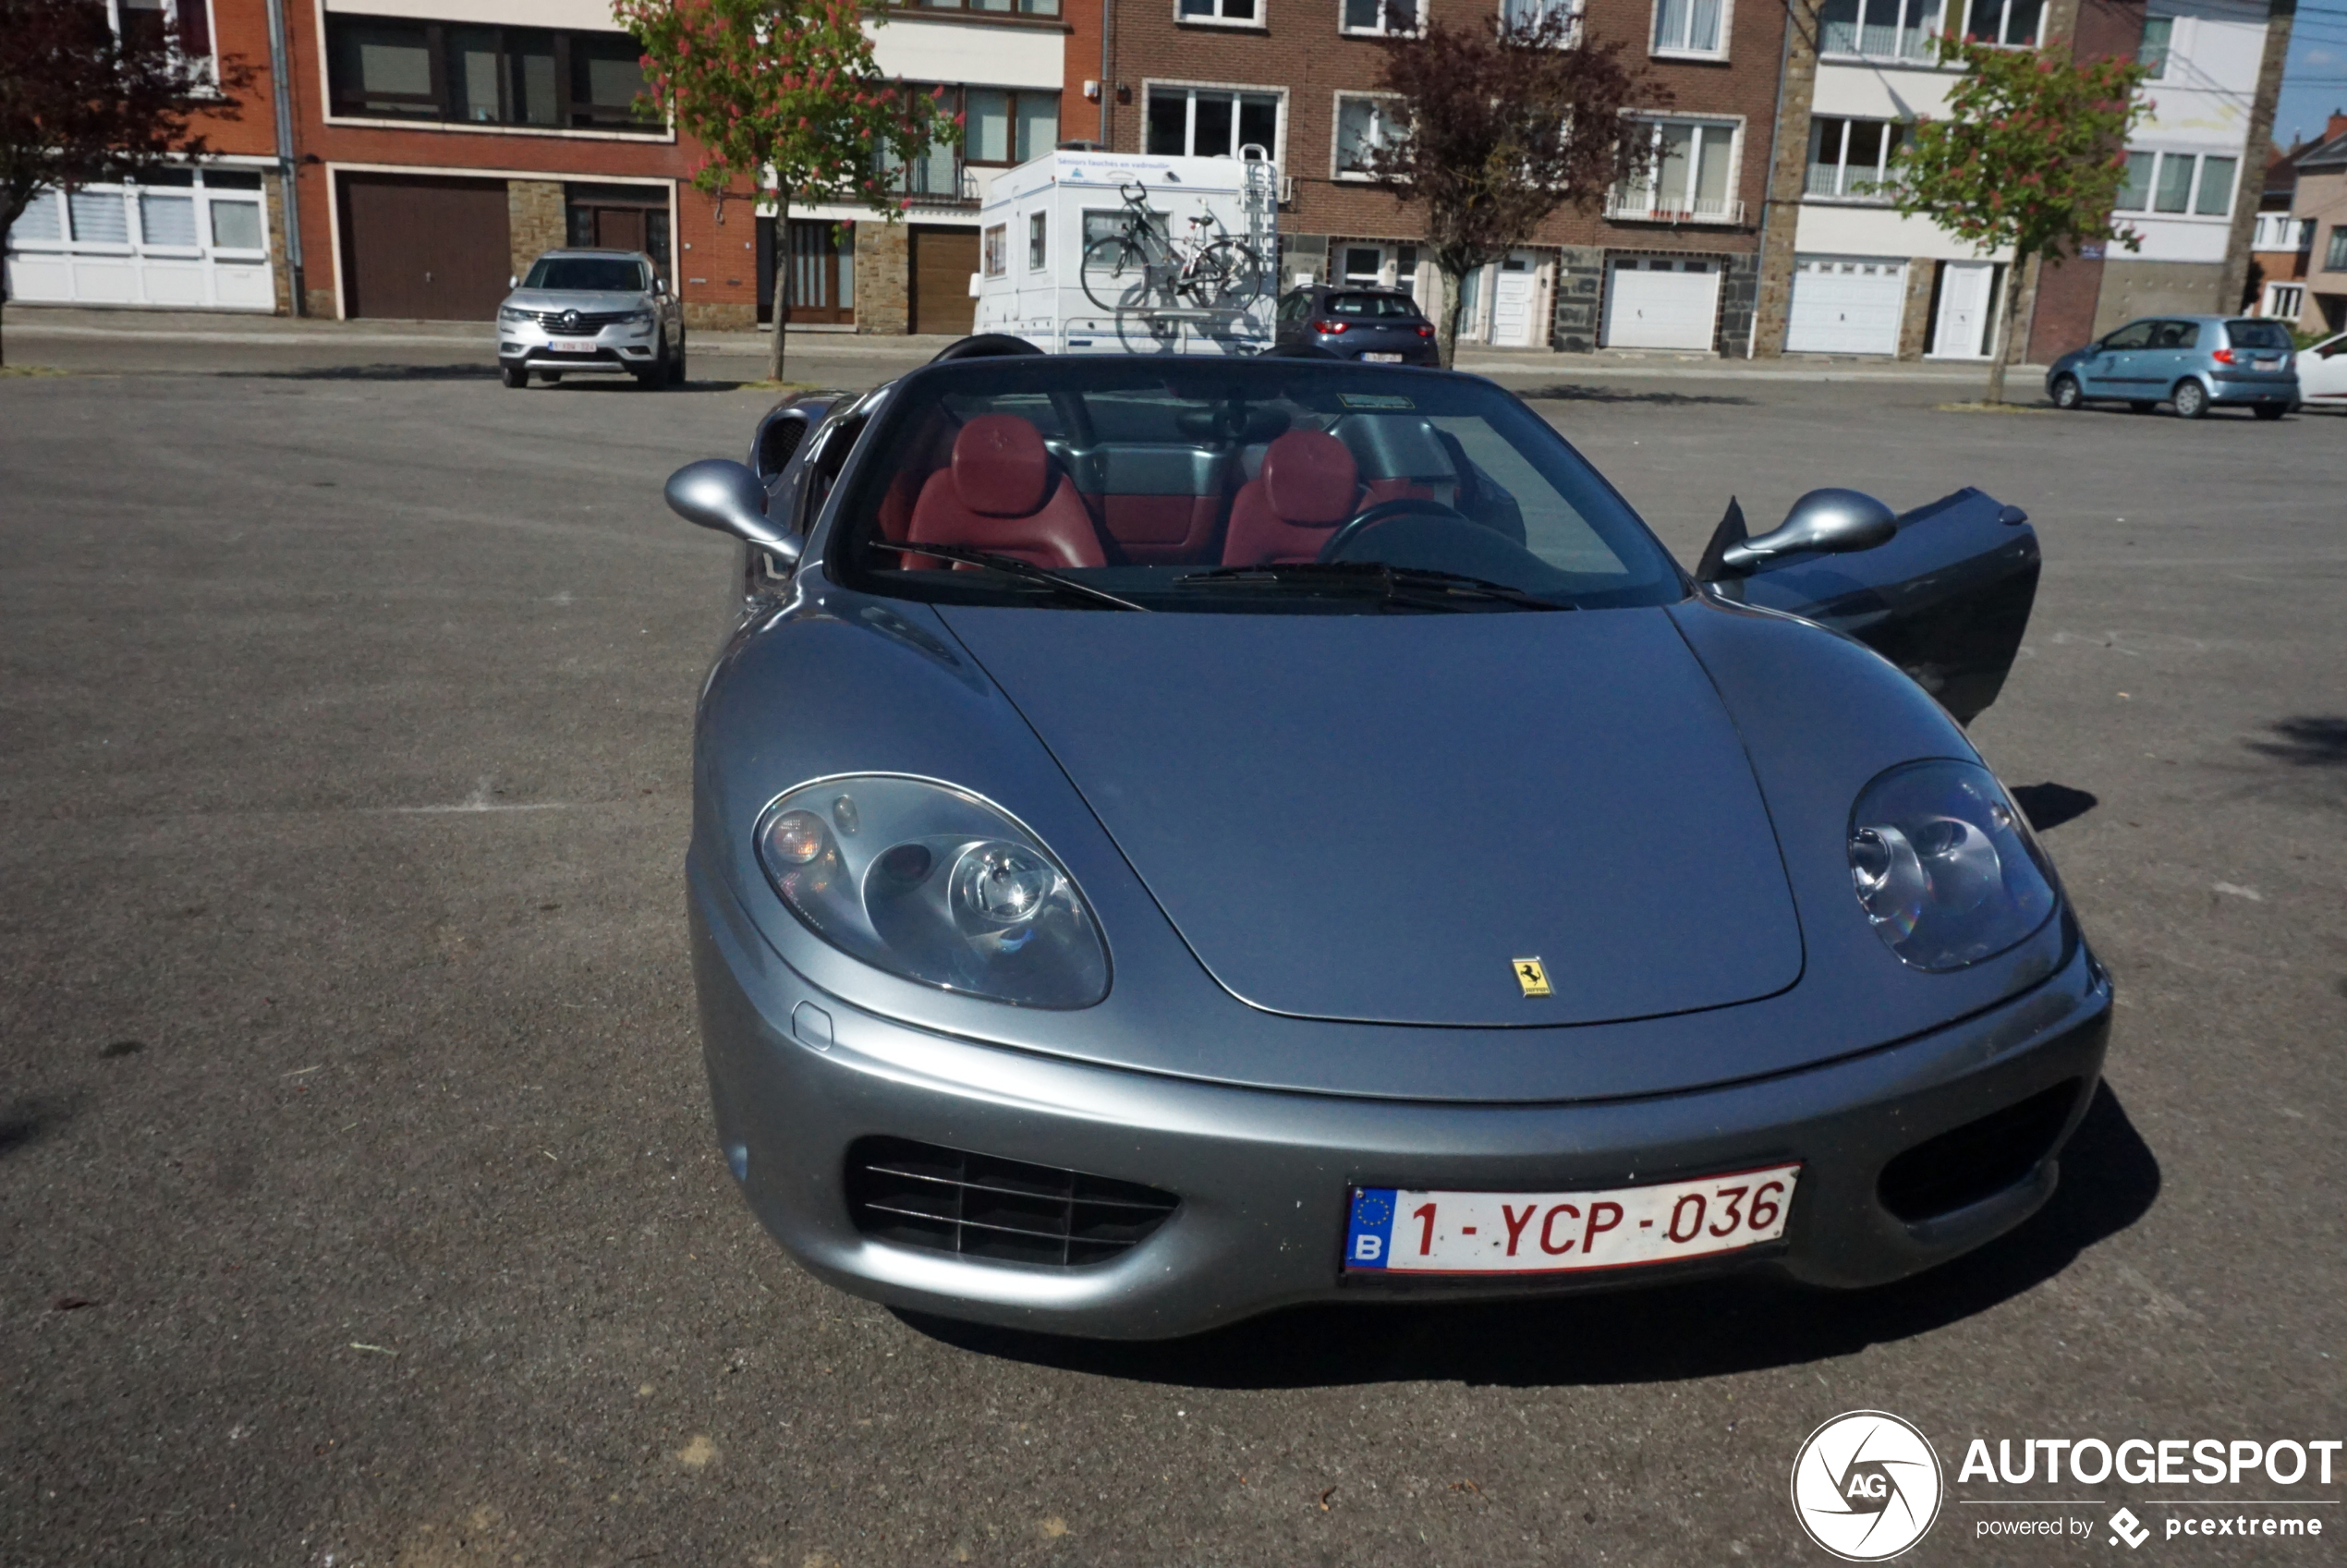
left=1512, top=383, right=1755, bottom=407
left=899, top=1082, right=2159, bottom=1389
left=2244, top=716, right=2347, bottom=768
left=2010, top=782, right=2099, bottom=833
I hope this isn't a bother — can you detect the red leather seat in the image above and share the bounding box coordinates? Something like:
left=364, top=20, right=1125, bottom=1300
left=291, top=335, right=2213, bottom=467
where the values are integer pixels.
left=1221, top=430, right=1360, bottom=566
left=906, top=415, right=1106, bottom=570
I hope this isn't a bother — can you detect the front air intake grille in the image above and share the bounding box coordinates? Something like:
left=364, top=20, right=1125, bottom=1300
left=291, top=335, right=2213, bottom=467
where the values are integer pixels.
left=532, top=310, right=636, bottom=329
left=845, top=1136, right=1179, bottom=1267
left=1877, top=1079, right=2083, bottom=1223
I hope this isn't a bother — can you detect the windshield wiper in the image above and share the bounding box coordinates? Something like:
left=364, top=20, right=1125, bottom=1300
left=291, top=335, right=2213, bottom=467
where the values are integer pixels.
left=1175, top=561, right=1575, bottom=612
left=876, top=541, right=1149, bottom=611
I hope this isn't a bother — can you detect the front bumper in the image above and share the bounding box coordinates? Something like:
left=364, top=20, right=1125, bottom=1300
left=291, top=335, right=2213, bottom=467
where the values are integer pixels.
left=694, top=869, right=2112, bottom=1340
left=497, top=316, right=660, bottom=373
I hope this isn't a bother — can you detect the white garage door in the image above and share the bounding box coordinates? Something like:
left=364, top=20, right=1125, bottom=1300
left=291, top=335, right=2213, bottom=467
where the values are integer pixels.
left=1786, top=256, right=1906, bottom=356
left=1601, top=256, right=1720, bottom=350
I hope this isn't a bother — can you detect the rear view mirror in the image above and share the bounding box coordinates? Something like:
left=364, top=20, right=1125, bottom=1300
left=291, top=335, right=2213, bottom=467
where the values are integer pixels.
left=508, top=274, right=519, bottom=289
left=664, top=458, right=801, bottom=567
left=1716, top=489, right=1897, bottom=575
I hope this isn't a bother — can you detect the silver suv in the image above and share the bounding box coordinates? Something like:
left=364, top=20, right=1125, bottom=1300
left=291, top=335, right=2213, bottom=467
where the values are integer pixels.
left=497, top=249, right=685, bottom=390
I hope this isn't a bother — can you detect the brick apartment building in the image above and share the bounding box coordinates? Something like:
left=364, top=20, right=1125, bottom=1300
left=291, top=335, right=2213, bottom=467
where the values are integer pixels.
left=1064, top=0, right=1792, bottom=354
left=2, top=0, right=1071, bottom=336
left=5, top=1, right=292, bottom=313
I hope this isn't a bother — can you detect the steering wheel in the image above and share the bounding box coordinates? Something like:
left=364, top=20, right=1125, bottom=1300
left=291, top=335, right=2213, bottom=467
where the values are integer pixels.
left=1316, top=497, right=1471, bottom=564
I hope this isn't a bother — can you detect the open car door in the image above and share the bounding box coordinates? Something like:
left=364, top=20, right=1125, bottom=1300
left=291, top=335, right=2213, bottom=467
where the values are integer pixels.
left=1696, top=487, right=2040, bottom=725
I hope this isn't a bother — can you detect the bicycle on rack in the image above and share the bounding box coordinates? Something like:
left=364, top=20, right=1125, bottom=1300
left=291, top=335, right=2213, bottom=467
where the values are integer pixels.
left=1078, top=181, right=1267, bottom=316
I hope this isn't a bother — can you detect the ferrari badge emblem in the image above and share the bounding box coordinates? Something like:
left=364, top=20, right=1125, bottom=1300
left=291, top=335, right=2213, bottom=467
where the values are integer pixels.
left=1513, top=957, right=1551, bottom=997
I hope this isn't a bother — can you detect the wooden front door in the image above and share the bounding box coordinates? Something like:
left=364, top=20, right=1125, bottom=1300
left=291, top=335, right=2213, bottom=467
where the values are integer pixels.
left=340, top=174, right=512, bottom=321
left=783, top=219, right=854, bottom=325
left=909, top=225, right=979, bottom=336
left=591, top=206, right=648, bottom=253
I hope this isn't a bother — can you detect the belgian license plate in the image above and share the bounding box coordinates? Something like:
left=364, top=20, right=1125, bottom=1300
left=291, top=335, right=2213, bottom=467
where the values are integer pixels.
left=1363, top=351, right=1405, bottom=363
left=1344, top=1162, right=1799, bottom=1275
left=2256, top=354, right=2283, bottom=366
left=553, top=338, right=598, bottom=354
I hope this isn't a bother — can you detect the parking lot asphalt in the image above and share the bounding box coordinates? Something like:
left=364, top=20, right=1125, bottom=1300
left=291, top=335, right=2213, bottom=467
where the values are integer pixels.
left=2, top=328, right=2341, bottom=1568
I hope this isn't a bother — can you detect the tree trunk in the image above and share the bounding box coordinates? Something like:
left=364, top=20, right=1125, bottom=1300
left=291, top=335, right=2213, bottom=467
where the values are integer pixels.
left=1983, top=250, right=2026, bottom=406
left=766, top=191, right=789, bottom=385
left=1435, top=259, right=1466, bottom=371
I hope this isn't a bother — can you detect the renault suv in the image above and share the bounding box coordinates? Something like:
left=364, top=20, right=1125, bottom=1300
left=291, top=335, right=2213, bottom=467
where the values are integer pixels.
left=497, top=249, right=685, bottom=390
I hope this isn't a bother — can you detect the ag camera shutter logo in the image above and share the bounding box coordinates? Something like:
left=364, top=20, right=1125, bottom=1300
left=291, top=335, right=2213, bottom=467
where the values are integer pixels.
left=1790, top=1411, right=1945, bottom=1561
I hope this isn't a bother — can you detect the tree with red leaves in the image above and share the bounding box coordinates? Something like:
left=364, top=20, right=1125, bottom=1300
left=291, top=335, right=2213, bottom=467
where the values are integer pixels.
left=1356, top=5, right=1665, bottom=367
left=617, top=0, right=958, bottom=383
left=1891, top=37, right=2149, bottom=404
left=0, top=0, right=247, bottom=366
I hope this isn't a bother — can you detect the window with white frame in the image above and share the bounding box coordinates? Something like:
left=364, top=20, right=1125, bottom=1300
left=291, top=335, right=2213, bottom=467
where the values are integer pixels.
left=982, top=223, right=1007, bottom=277
left=1818, top=0, right=1943, bottom=62
left=2113, top=150, right=2237, bottom=219
left=1613, top=119, right=1739, bottom=222
left=1502, top=0, right=1581, bottom=39
left=2328, top=226, right=2347, bottom=272
left=1650, top=0, right=1727, bottom=57
left=1343, top=0, right=1422, bottom=35
left=1806, top=116, right=1903, bottom=200
left=1145, top=85, right=1282, bottom=159
left=1177, top=0, right=1262, bottom=26
left=1963, top=0, right=2041, bottom=47
left=1333, top=95, right=1401, bottom=178
left=2265, top=282, right=2304, bottom=318
left=2137, top=16, right=2174, bottom=78
left=106, top=0, right=217, bottom=78
left=1028, top=211, right=1048, bottom=269
left=2252, top=213, right=2313, bottom=250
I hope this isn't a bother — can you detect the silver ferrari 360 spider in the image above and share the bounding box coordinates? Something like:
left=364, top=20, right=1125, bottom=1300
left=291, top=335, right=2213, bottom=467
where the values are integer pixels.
left=663, top=342, right=2108, bottom=1340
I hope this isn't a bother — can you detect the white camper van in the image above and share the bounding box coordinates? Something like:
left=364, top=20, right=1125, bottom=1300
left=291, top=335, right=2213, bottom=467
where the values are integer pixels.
left=969, top=149, right=1279, bottom=356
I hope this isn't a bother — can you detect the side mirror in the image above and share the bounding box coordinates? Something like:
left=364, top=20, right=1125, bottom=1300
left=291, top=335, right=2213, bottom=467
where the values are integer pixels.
left=664, top=458, right=801, bottom=567
left=508, top=274, right=519, bottom=289
left=653, top=275, right=667, bottom=295
left=1718, top=488, right=1897, bottom=574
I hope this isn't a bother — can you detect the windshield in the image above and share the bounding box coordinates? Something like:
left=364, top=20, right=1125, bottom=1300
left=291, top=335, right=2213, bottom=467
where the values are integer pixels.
left=523, top=256, right=647, bottom=292
left=831, top=359, right=1684, bottom=614
left=1326, top=293, right=1421, bottom=320
left=2225, top=319, right=2293, bottom=351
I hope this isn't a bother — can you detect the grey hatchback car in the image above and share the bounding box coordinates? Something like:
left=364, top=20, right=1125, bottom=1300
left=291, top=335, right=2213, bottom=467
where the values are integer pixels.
left=496, top=249, right=686, bottom=389
left=2045, top=314, right=2297, bottom=419
left=1274, top=284, right=1441, bottom=364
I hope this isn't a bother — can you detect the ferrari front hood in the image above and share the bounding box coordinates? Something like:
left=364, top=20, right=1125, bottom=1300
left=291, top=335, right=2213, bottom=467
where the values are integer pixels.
left=936, top=606, right=1804, bottom=1027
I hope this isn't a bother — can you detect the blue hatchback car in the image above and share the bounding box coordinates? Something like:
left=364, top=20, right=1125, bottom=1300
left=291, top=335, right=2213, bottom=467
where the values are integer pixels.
left=2046, top=314, right=2299, bottom=419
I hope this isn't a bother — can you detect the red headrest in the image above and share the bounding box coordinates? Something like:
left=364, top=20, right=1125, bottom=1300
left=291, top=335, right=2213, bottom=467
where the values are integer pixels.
left=952, top=415, right=1052, bottom=517
left=1259, top=431, right=1358, bottom=525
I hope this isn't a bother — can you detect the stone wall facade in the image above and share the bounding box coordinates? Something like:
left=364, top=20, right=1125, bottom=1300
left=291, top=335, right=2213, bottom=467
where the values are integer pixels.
left=1750, top=0, right=1822, bottom=358
left=1896, top=259, right=1936, bottom=359
left=507, top=181, right=566, bottom=281
left=1551, top=246, right=1607, bottom=352
left=855, top=223, right=911, bottom=335
left=1717, top=252, right=1760, bottom=355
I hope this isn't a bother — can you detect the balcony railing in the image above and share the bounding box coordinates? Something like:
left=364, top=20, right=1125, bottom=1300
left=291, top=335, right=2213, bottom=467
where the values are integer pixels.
left=1605, top=189, right=1745, bottom=225
left=1804, top=165, right=1899, bottom=202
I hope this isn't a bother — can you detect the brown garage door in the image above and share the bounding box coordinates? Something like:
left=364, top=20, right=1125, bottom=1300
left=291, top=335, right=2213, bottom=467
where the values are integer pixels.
left=341, top=174, right=512, bottom=321
left=909, top=225, right=979, bottom=336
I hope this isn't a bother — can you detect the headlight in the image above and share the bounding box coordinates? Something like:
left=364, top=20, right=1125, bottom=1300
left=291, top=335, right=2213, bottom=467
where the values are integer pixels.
left=497, top=305, right=529, bottom=323
left=624, top=309, right=656, bottom=327
left=754, top=775, right=1109, bottom=1008
left=1847, top=760, right=2057, bottom=971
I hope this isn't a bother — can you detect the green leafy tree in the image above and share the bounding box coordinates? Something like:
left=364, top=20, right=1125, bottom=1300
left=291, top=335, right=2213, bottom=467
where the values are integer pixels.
left=0, top=0, right=247, bottom=367
left=1359, top=6, right=1665, bottom=369
left=616, top=0, right=958, bottom=382
left=1891, top=38, right=2150, bottom=404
